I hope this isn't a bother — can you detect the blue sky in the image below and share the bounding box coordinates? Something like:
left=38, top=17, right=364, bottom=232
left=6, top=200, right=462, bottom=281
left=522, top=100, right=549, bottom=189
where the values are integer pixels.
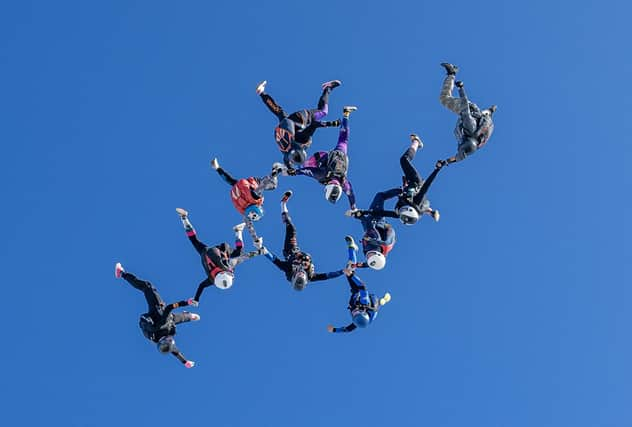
left=0, top=1, right=629, bottom=426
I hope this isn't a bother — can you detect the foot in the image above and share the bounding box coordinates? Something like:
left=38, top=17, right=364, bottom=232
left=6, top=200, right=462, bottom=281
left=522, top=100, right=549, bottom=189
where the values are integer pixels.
left=190, top=313, right=201, bottom=321
left=455, top=80, right=464, bottom=88
left=409, top=133, right=424, bottom=150
left=184, top=360, right=196, bottom=369
left=115, top=262, right=125, bottom=278
left=344, top=235, right=358, bottom=251
left=210, top=158, right=219, bottom=170
left=281, top=190, right=293, bottom=203
left=343, top=106, right=358, bottom=117
left=440, top=63, right=458, bottom=75
left=432, top=210, right=441, bottom=222
left=380, top=292, right=392, bottom=306
left=233, top=222, right=245, bottom=233
left=176, top=208, right=188, bottom=218
left=255, top=80, right=267, bottom=95
left=321, top=80, right=341, bottom=90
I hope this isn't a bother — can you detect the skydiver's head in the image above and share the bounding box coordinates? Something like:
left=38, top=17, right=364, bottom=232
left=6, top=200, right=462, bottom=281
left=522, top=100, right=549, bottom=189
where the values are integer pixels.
left=213, top=270, right=234, bottom=290
left=324, top=179, right=342, bottom=204
left=245, top=204, right=264, bottom=221
left=351, top=308, right=370, bottom=328
left=157, top=336, right=176, bottom=354
left=289, top=147, right=307, bottom=166
left=365, top=250, right=386, bottom=270
left=397, top=205, right=419, bottom=225
left=291, top=270, right=308, bottom=291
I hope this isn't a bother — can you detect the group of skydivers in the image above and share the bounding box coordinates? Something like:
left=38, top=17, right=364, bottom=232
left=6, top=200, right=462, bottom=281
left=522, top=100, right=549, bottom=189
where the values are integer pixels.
left=114, top=63, right=497, bottom=367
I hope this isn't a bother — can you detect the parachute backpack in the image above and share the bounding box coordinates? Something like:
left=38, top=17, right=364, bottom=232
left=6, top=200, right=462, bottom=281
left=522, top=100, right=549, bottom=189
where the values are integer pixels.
left=275, top=118, right=296, bottom=153
left=230, top=178, right=264, bottom=215
left=326, top=149, right=348, bottom=181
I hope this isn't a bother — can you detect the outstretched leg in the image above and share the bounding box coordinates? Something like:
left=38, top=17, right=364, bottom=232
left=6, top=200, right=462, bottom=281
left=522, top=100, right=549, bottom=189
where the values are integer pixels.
left=172, top=312, right=200, bottom=325
left=259, top=92, right=288, bottom=121
left=280, top=191, right=299, bottom=258
left=177, top=209, right=207, bottom=254
left=400, top=135, right=423, bottom=187
left=122, top=272, right=165, bottom=313
left=439, top=74, right=467, bottom=114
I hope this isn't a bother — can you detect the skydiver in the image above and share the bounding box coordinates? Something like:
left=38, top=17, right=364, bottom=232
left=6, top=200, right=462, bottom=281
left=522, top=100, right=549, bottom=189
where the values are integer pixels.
left=114, top=263, right=200, bottom=368
left=326, top=236, right=391, bottom=333
left=376, top=134, right=445, bottom=225
left=211, top=157, right=280, bottom=244
left=345, top=187, right=399, bottom=270
left=281, top=106, right=358, bottom=210
left=260, top=190, right=344, bottom=291
left=439, top=63, right=497, bottom=164
left=256, top=80, right=342, bottom=168
left=176, top=208, right=262, bottom=303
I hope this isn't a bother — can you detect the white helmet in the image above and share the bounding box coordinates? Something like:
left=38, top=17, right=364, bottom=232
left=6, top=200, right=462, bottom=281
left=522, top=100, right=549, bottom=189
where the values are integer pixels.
left=366, top=251, right=386, bottom=270
left=214, top=271, right=234, bottom=290
left=398, top=205, right=419, bottom=225
left=324, top=182, right=342, bottom=203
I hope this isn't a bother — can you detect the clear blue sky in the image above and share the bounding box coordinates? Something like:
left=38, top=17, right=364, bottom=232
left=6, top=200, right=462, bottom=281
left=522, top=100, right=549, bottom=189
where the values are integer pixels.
left=0, top=1, right=629, bottom=426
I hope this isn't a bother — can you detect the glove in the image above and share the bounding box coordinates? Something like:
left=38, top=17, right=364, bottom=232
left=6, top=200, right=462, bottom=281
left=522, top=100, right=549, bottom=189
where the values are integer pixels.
left=343, top=265, right=355, bottom=276
left=253, top=237, right=264, bottom=250
left=326, top=325, right=335, bottom=333
left=345, top=209, right=361, bottom=218
left=258, top=246, right=269, bottom=256
left=286, top=168, right=297, bottom=176
left=187, top=298, right=199, bottom=307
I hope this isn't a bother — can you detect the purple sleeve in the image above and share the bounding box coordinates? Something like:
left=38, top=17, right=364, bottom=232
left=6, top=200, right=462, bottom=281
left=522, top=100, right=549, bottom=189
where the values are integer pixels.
left=343, top=180, right=356, bottom=209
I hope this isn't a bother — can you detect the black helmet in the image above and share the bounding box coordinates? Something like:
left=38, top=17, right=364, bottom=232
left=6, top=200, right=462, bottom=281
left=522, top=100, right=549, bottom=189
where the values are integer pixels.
left=157, top=336, right=176, bottom=354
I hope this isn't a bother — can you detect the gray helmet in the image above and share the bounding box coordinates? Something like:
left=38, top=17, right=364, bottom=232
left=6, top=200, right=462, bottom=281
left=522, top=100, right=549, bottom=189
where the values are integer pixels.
left=289, top=148, right=307, bottom=165
left=291, top=270, right=308, bottom=291
left=157, top=336, right=176, bottom=354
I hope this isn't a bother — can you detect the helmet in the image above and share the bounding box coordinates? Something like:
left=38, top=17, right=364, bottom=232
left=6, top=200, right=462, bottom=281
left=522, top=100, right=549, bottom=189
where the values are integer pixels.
left=157, top=336, right=176, bottom=354
left=291, top=270, right=308, bottom=291
left=275, top=118, right=295, bottom=150
left=324, top=181, right=342, bottom=204
left=351, top=309, right=370, bottom=328
left=245, top=204, right=264, bottom=221
left=289, top=148, right=307, bottom=165
left=214, top=271, right=234, bottom=290
left=398, top=205, right=419, bottom=225
left=366, top=250, right=386, bottom=270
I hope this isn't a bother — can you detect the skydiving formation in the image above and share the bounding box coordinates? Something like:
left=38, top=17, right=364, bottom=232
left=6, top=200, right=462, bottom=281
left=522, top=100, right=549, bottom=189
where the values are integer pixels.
left=114, top=63, right=497, bottom=366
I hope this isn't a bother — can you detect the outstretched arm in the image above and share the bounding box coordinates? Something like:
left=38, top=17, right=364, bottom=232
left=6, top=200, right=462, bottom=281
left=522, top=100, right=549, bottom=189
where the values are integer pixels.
left=193, top=278, right=213, bottom=303
left=229, top=250, right=262, bottom=268
left=163, top=299, right=194, bottom=317
left=343, top=180, right=357, bottom=210
left=311, top=269, right=344, bottom=282
left=327, top=323, right=357, bottom=334
left=262, top=247, right=291, bottom=273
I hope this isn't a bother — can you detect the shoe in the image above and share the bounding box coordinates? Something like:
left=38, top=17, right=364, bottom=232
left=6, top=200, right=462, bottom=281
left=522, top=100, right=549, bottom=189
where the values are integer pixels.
left=410, top=134, right=424, bottom=150
left=343, top=106, right=358, bottom=115
left=321, top=80, right=341, bottom=90
left=190, top=313, right=201, bottom=321
left=281, top=190, right=293, bottom=203
left=184, top=361, right=196, bottom=369
left=210, top=158, right=219, bottom=170
left=256, top=80, right=267, bottom=95
left=233, top=223, right=245, bottom=233
left=455, top=80, right=464, bottom=88
left=115, top=262, right=125, bottom=278
left=440, top=63, right=459, bottom=75
left=432, top=210, right=441, bottom=222
left=344, top=235, right=358, bottom=251
left=176, top=208, right=188, bottom=218
left=380, top=292, right=392, bottom=306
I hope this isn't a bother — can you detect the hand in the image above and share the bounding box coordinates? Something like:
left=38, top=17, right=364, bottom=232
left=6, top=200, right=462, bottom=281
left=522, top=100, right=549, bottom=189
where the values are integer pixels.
left=326, top=325, right=335, bottom=333
left=345, top=209, right=360, bottom=217
left=258, top=246, right=269, bottom=256
left=435, top=159, right=447, bottom=169
left=343, top=264, right=355, bottom=276
left=455, top=80, right=464, bottom=88
left=253, top=237, right=264, bottom=249
left=286, top=167, right=297, bottom=176
left=187, top=298, right=199, bottom=307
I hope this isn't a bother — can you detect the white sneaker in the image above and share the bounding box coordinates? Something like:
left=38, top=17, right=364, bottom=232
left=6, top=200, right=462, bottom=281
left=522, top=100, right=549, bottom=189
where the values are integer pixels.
left=176, top=208, right=188, bottom=218
left=256, top=80, right=267, bottom=95
left=343, top=106, right=358, bottom=114
left=190, top=313, right=201, bottom=321
left=322, top=80, right=341, bottom=90
left=115, top=262, right=125, bottom=278
left=380, top=292, right=391, bottom=306
left=184, top=360, right=196, bottom=368
left=233, top=223, right=245, bottom=233
left=432, top=210, right=440, bottom=222
left=211, top=158, right=220, bottom=170
left=272, top=162, right=287, bottom=176
left=410, top=134, right=424, bottom=150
